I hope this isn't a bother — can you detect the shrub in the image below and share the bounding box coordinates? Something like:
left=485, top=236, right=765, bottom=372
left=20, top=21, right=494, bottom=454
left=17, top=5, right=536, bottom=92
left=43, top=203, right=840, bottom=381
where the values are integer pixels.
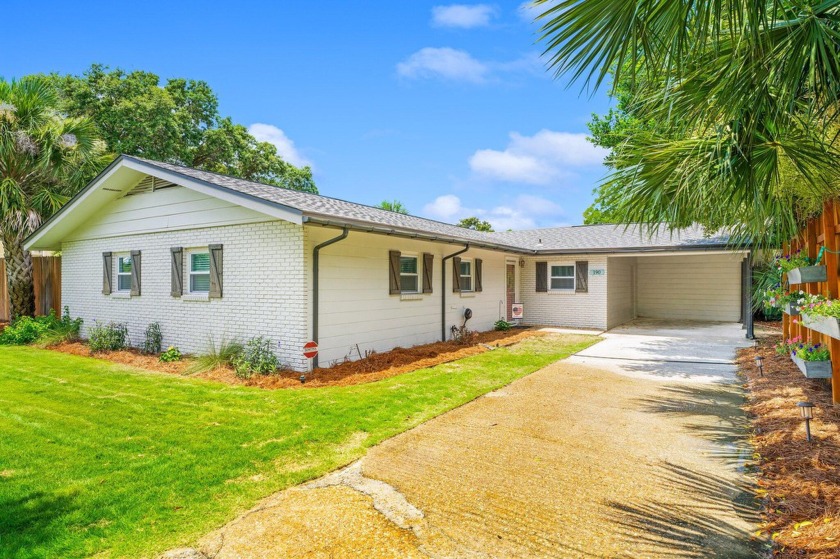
left=159, top=346, right=182, bottom=363
left=88, top=321, right=129, bottom=352
left=187, top=336, right=244, bottom=374
left=450, top=324, right=477, bottom=346
left=494, top=319, right=512, bottom=331
left=142, top=323, right=162, bottom=355
left=0, top=307, right=82, bottom=346
left=233, top=337, right=279, bottom=379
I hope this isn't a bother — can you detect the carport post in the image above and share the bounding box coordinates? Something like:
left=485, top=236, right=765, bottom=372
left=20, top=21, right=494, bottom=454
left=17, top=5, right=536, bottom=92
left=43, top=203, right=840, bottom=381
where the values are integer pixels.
left=742, top=255, right=754, bottom=339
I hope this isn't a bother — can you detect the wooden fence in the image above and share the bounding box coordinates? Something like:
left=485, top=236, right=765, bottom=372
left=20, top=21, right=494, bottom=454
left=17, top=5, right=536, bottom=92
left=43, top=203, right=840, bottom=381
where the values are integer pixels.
left=782, top=200, right=840, bottom=404
left=0, top=256, right=61, bottom=322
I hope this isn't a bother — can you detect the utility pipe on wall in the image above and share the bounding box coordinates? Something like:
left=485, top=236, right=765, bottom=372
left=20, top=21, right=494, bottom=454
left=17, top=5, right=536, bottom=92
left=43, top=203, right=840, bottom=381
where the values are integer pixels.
left=441, top=244, right=470, bottom=341
left=312, top=227, right=349, bottom=368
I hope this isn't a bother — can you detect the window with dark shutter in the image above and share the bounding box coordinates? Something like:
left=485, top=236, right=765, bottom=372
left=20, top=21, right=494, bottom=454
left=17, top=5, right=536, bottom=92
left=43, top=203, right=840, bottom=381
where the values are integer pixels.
left=452, top=256, right=462, bottom=293
left=422, top=253, right=434, bottom=293
left=130, top=250, right=142, bottom=296
left=388, top=250, right=401, bottom=294
left=575, top=261, right=589, bottom=293
left=171, top=247, right=183, bottom=297
left=208, top=244, right=223, bottom=298
left=475, top=259, right=483, bottom=292
left=102, top=252, right=112, bottom=295
left=535, top=261, right=548, bottom=292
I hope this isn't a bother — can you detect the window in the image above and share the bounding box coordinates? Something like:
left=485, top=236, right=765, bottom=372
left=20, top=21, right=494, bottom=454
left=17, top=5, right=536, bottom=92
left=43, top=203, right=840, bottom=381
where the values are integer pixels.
left=116, top=255, right=132, bottom=292
left=550, top=264, right=575, bottom=291
left=400, top=256, right=419, bottom=293
left=189, top=251, right=211, bottom=293
left=460, top=260, right=473, bottom=292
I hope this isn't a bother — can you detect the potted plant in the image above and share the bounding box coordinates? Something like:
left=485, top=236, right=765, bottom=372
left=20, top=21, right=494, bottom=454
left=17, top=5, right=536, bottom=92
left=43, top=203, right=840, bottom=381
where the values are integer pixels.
left=778, top=337, right=833, bottom=379
left=776, top=250, right=826, bottom=284
left=801, top=299, right=840, bottom=338
left=782, top=291, right=827, bottom=316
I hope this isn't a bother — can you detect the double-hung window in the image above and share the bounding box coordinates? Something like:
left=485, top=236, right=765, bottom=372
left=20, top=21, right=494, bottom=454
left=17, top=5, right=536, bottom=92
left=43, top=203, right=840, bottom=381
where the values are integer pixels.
left=189, top=250, right=211, bottom=293
left=460, top=260, right=473, bottom=292
left=400, top=256, right=419, bottom=293
left=116, top=254, right=133, bottom=292
left=549, top=264, right=575, bottom=291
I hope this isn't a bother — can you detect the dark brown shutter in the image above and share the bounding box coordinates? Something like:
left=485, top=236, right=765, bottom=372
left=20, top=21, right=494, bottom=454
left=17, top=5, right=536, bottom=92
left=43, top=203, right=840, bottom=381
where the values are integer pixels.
left=575, top=261, right=589, bottom=293
left=130, top=250, right=141, bottom=296
left=452, top=256, right=462, bottom=293
left=170, top=247, right=183, bottom=297
left=102, top=252, right=112, bottom=295
left=475, top=258, right=483, bottom=292
left=389, top=250, right=401, bottom=294
left=422, top=253, right=434, bottom=294
left=209, top=244, right=223, bottom=298
left=536, top=261, right=548, bottom=292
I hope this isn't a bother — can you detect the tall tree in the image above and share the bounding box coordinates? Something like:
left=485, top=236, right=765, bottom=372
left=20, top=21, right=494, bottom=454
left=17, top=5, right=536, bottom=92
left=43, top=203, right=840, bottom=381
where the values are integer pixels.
left=0, top=77, right=106, bottom=317
left=456, top=217, right=494, bottom=232
left=536, top=0, right=840, bottom=243
left=46, top=65, right=317, bottom=193
left=377, top=200, right=409, bottom=214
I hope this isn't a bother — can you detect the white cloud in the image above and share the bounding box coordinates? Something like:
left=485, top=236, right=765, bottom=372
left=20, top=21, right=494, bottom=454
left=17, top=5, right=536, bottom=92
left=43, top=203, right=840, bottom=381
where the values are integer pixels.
left=469, top=129, right=608, bottom=184
left=423, top=194, right=565, bottom=230
left=432, top=4, right=497, bottom=28
left=396, top=47, right=488, bottom=83
left=248, top=123, right=312, bottom=168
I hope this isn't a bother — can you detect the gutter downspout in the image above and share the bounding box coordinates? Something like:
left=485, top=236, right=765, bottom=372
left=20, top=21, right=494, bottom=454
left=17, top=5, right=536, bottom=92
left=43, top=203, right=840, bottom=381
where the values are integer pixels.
left=441, top=244, right=470, bottom=341
left=312, top=227, right=349, bottom=368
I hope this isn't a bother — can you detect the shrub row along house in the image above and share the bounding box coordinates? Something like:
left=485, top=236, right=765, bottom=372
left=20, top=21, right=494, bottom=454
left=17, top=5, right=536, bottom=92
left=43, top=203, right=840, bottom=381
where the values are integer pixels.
left=25, top=156, right=751, bottom=370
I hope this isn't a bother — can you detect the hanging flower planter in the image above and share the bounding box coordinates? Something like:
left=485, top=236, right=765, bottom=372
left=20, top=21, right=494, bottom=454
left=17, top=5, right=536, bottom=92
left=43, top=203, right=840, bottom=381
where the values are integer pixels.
left=801, top=313, right=840, bottom=338
left=787, top=265, right=827, bottom=284
left=784, top=302, right=800, bottom=316
left=790, top=353, right=833, bottom=379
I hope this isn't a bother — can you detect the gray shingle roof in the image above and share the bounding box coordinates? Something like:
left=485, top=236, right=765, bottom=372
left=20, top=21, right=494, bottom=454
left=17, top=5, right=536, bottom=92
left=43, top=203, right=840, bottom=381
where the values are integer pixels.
left=127, top=156, right=733, bottom=254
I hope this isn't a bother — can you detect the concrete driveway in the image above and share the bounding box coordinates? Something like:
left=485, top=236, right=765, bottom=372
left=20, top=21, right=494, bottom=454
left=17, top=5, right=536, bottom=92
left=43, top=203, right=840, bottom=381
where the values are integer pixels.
left=567, top=319, right=754, bottom=382
left=183, top=328, right=760, bottom=559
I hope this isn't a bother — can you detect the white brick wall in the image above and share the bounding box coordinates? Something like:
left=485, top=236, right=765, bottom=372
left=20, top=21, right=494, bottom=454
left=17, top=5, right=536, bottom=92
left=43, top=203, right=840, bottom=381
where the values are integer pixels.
left=519, top=255, right=609, bottom=330
left=61, top=220, right=310, bottom=371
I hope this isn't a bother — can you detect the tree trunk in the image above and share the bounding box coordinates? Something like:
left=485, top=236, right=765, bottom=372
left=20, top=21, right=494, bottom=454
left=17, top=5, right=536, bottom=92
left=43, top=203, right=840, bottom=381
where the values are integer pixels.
left=2, top=230, right=34, bottom=319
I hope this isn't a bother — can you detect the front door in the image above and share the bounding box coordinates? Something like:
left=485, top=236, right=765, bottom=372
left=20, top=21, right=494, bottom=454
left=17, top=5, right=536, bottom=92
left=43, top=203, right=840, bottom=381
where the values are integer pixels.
left=506, top=264, right=515, bottom=320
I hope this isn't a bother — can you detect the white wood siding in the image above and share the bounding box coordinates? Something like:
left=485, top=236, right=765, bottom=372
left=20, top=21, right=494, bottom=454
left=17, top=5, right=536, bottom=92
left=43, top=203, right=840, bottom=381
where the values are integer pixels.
left=607, top=256, right=636, bottom=328
left=636, top=253, right=743, bottom=321
left=305, top=227, right=513, bottom=366
left=65, top=186, right=275, bottom=242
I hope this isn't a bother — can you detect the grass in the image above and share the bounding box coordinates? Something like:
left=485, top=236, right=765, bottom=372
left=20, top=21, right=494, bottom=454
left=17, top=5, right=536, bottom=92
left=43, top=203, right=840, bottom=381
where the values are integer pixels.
left=0, top=334, right=598, bottom=559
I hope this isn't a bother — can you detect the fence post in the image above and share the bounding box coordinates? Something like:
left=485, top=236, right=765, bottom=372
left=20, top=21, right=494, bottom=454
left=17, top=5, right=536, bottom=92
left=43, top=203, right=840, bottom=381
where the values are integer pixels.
left=821, top=200, right=840, bottom=404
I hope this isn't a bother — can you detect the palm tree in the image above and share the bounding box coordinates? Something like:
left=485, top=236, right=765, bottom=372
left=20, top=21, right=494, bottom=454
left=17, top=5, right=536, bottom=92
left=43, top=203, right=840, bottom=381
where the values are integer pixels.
left=377, top=199, right=409, bottom=214
left=534, top=0, right=840, bottom=243
left=0, top=77, right=105, bottom=318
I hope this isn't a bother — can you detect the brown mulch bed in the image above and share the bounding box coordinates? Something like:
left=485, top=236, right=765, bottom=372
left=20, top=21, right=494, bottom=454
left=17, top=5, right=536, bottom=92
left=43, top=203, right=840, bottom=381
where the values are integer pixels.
left=738, top=329, right=840, bottom=558
left=48, top=328, right=544, bottom=390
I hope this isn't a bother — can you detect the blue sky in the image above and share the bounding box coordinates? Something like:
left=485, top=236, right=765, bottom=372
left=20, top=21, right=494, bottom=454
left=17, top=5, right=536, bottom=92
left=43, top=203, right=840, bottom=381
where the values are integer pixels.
left=6, top=1, right=612, bottom=229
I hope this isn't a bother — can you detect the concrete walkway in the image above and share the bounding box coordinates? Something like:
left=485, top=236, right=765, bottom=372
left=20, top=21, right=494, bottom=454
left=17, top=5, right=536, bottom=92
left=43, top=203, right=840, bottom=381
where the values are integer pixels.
left=177, top=330, right=759, bottom=559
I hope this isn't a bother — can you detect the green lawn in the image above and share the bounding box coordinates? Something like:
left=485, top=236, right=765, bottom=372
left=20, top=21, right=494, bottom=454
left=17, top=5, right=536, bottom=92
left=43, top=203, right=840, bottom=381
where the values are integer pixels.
left=0, top=334, right=597, bottom=559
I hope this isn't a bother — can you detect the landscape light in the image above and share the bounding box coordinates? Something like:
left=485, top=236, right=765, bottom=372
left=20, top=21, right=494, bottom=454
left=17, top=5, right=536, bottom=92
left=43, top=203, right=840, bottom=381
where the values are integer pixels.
left=300, top=374, right=306, bottom=384
left=754, top=355, right=765, bottom=377
left=797, top=402, right=815, bottom=442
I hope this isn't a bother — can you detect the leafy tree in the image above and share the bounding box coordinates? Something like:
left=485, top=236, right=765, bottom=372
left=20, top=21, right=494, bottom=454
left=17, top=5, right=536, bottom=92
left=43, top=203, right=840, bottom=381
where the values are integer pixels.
left=457, top=217, right=494, bottom=232
left=0, top=77, right=107, bottom=317
left=377, top=199, right=409, bottom=214
left=45, top=65, right=316, bottom=193
left=536, top=0, right=840, bottom=243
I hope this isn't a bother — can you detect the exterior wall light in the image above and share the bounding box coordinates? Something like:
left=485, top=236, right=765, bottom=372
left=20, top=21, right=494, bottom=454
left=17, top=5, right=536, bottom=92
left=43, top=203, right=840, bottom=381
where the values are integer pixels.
left=754, top=355, right=764, bottom=377
left=797, top=401, right=815, bottom=442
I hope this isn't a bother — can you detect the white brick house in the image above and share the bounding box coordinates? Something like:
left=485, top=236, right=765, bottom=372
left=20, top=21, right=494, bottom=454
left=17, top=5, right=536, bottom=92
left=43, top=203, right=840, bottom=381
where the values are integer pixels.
left=25, top=156, right=751, bottom=371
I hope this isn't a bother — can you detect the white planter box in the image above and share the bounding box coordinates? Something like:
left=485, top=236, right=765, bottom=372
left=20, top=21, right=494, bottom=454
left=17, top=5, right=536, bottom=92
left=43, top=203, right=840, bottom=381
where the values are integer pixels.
left=801, top=313, right=840, bottom=339
left=790, top=352, right=833, bottom=379
left=784, top=302, right=800, bottom=316
left=787, top=265, right=827, bottom=284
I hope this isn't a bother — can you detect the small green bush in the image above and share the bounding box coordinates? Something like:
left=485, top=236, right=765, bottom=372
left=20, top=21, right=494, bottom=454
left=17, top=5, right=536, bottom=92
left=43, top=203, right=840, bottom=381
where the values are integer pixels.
left=187, top=337, right=244, bottom=374
left=233, top=337, right=279, bottom=379
left=159, top=346, right=182, bottom=363
left=494, top=319, right=512, bottom=331
left=142, top=323, right=162, bottom=355
left=0, top=307, right=82, bottom=346
left=88, top=321, right=129, bottom=352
